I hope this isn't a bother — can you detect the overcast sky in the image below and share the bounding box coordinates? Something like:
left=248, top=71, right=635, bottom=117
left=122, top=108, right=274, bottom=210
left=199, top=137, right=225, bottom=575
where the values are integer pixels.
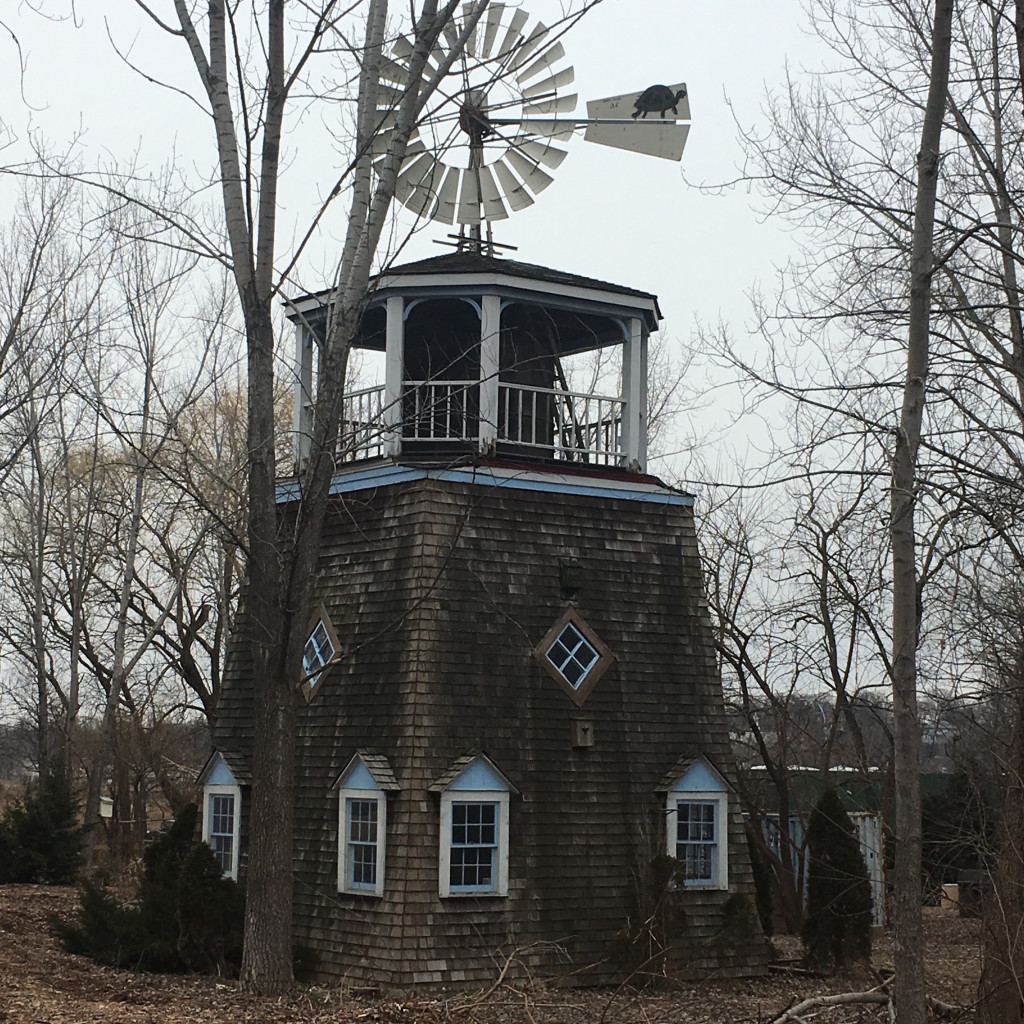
left=1, top=0, right=830, bottom=476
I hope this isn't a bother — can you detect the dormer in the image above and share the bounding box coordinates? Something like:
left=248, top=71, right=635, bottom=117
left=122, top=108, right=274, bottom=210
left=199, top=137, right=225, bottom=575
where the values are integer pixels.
left=286, top=252, right=661, bottom=474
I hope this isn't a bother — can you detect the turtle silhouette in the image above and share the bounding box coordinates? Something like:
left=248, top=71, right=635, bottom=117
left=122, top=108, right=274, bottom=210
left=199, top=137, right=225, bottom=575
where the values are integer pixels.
left=631, top=84, right=687, bottom=119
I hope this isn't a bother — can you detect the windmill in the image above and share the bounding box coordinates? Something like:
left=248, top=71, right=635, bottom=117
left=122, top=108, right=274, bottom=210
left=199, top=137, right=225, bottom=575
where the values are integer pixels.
left=373, top=4, right=689, bottom=253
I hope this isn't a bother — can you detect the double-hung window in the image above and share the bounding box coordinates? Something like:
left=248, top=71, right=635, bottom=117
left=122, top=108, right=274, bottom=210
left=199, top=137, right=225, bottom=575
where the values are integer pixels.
left=436, top=755, right=513, bottom=898
left=675, top=799, right=718, bottom=883
left=334, top=753, right=395, bottom=897
left=664, top=756, right=730, bottom=890
left=339, top=792, right=385, bottom=895
left=449, top=800, right=500, bottom=891
left=199, top=753, right=242, bottom=881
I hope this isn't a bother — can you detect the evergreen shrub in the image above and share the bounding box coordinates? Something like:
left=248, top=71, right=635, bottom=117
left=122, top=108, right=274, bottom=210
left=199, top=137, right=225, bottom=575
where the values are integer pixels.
left=0, top=760, right=83, bottom=884
left=801, top=789, right=873, bottom=970
left=57, top=803, right=244, bottom=975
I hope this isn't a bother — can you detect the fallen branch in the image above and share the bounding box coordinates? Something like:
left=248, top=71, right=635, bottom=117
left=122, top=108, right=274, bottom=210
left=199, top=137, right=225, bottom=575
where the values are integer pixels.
left=770, top=986, right=963, bottom=1024
left=771, top=988, right=889, bottom=1023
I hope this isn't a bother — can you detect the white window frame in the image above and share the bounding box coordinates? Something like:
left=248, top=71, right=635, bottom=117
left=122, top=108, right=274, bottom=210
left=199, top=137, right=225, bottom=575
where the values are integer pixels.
left=303, top=619, right=335, bottom=680
left=337, top=787, right=386, bottom=897
left=546, top=621, right=600, bottom=690
left=439, top=789, right=510, bottom=898
left=666, top=790, right=729, bottom=890
left=301, top=608, right=340, bottom=698
left=202, top=783, right=241, bottom=881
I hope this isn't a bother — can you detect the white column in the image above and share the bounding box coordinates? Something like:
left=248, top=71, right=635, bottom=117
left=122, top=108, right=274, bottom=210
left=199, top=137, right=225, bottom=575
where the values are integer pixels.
left=384, top=295, right=405, bottom=457
left=622, top=317, right=644, bottom=469
left=639, top=329, right=649, bottom=473
left=478, top=293, right=501, bottom=452
left=292, top=322, right=313, bottom=469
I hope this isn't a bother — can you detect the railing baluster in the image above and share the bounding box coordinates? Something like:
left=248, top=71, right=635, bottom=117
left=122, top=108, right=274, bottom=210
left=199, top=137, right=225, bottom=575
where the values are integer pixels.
left=338, top=380, right=623, bottom=465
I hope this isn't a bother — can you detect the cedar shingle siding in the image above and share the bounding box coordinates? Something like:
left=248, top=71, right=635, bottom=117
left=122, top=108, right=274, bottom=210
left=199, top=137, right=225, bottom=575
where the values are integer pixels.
left=215, top=472, right=768, bottom=986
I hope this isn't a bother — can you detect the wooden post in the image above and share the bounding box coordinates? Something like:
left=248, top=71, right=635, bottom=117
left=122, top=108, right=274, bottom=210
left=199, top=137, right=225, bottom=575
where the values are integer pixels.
left=479, top=294, right=501, bottom=452
left=639, top=327, right=649, bottom=472
left=384, top=295, right=405, bottom=457
left=292, top=322, right=313, bottom=469
left=622, top=317, right=644, bottom=470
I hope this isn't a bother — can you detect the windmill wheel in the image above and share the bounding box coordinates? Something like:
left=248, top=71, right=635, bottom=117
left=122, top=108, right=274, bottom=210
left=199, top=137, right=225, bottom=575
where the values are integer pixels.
left=373, top=4, right=577, bottom=227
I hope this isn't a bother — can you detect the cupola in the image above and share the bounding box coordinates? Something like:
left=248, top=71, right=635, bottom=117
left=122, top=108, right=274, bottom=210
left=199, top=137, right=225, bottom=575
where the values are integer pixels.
left=286, top=252, right=661, bottom=474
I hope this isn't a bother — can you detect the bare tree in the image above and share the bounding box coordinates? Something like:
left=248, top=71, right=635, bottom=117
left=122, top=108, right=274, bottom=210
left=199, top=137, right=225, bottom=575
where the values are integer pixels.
left=887, top=6, right=953, bottom=1020
left=85, top=0, right=606, bottom=991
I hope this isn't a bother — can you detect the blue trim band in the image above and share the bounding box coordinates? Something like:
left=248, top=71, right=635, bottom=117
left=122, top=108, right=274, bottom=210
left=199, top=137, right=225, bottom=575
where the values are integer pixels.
left=277, top=463, right=694, bottom=507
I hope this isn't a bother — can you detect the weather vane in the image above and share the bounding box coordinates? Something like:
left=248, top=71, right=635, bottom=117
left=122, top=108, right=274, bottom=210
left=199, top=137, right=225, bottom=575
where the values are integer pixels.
left=373, top=6, right=690, bottom=255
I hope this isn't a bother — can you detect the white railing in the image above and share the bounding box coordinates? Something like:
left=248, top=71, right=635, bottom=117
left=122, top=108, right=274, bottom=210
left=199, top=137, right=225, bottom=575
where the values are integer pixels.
left=335, top=379, right=624, bottom=466
left=403, top=380, right=478, bottom=441
left=338, top=383, right=387, bottom=462
left=499, top=382, right=623, bottom=465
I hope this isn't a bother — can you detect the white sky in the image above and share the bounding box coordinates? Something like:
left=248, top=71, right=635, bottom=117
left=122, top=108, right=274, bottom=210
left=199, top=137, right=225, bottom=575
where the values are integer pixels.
left=1, top=0, right=829, bottom=477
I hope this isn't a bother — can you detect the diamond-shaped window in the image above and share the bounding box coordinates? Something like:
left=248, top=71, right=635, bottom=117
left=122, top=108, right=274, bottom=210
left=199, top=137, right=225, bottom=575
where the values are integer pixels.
left=301, top=607, right=340, bottom=699
left=535, top=609, right=614, bottom=706
left=546, top=623, right=599, bottom=689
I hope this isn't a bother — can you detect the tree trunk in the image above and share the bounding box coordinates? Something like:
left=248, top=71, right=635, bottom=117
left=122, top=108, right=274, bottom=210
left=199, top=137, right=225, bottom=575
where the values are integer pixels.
left=890, top=2, right=953, bottom=1022
left=978, top=642, right=1024, bottom=1023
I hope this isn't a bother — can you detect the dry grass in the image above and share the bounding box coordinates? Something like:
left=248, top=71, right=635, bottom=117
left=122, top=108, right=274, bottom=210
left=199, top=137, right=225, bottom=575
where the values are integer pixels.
left=0, top=886, right=981, bottom=1024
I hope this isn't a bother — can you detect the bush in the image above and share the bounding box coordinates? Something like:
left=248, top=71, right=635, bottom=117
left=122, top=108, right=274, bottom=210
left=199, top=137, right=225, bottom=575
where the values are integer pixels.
left=802, top=789, right=873, bottom=970
left=57, top=803, right=244, bottom=975
left=176, top=841, right=244, bottom=972
left=0, top=760, right=83, bottom=884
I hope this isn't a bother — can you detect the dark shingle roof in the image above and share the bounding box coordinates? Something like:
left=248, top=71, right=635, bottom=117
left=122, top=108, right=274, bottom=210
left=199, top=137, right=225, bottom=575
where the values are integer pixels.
left=287, top=251, right=661, bottom=317
left=379, top=251, right=659, bottom=306
left=656, top=753, right=731, bottom=793
left=332, top=750, right=401, bottom=792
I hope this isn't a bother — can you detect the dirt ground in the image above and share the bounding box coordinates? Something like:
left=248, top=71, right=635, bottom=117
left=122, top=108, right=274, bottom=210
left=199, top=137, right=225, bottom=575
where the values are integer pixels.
left=0, top=886, right=982, bottom=1024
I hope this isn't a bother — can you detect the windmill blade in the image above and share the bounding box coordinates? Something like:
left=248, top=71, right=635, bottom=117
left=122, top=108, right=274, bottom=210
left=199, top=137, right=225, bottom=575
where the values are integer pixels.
left=584, top=122, right=690, bottom=161
left=493, top=158, right=535, bottom=212
left=496, top=9, right=529, bottom=64
left=395, top=153, right=444, bottom=217
left=522, top=66, right=575, bottom=99
left=431, top=166, right=461, bottom=224
left=513, top=135, right=568, bottom=170
left=510, top=23, right=549, bottom=71
left=380, top=58, right=410, bottom=87
left=477, top=165, right=509, bottom=221
left=461, top=2, right=479, bottom=57
left=456, top=171, right=482, bottom=225
left=429, top=39, right=447, bottom=71
left=442, top=18, right=460, bottom=52
left=372, top=129, right=425, bottom=160
left=517, top=42, right=567, bottom=87
left=370, top=110, right=400, bottom=139
left=373, top=141, right=426, bottom=175
left=519, top=118, right=576, bottom=142
left=587, top=82, right=690, bottom=122
left=375, top=82, right=405, bottom=109
left=505, top=148, right=555, bottom=194
left=481, top=3, right=504, bottom=59
left=391, top=34, right=415, bottom=61
left=523, top=93, right=577, bottom=117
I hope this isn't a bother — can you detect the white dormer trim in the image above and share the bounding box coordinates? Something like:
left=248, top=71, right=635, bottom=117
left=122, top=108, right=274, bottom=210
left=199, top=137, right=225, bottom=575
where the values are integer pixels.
left=663, top=755, right=730, bottom=891
left=435, top=754, right=513, bottom=899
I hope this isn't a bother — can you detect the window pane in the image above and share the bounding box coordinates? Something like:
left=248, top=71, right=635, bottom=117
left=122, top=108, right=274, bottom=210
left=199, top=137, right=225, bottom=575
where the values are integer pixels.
left=208, top=794, right=235, bottom=874
left=346, top=798, right=379, bottom=890
left=449, top=801, right=499, bottom=891
left=676, top=800, right=718, bottom=884
left=546, top=623, right=600, bottom=688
